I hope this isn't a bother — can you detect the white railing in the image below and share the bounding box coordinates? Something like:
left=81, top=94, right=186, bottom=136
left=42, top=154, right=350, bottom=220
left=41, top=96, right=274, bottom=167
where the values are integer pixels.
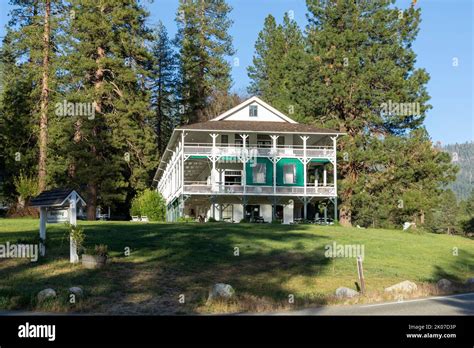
left=183, top=143, right=335, bottom=159
left=182, top=184, right=336, bottom=196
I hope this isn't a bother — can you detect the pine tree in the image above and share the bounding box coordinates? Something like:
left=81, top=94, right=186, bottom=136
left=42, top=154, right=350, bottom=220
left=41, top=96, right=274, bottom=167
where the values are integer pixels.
left=55, top=0, right=158, bottom=219
left=304, top=0, right=433, bottom=226
left=248, top=13, right=308, bottom=119
left=149, top=22, right=178, bottom=156
left=0, top=31, right=37, bottom=201
left=1, top=0, right=64, bottom=197
left=175, top=0, right=235, bottom=124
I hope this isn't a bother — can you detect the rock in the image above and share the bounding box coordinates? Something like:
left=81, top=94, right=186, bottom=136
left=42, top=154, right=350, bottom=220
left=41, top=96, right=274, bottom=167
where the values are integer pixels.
left=69, top=287, right=83, bottom=297
left=437, top=278, right=454, bottom=291
left=208, top=283, right=235, bottom=301
left=466, top=278, right=474, bottom=285
left=335, top=287, right=359, bottom=298
left=37, top=288, right=56, bottom=303
left=384, top=280, right=417, bottom=294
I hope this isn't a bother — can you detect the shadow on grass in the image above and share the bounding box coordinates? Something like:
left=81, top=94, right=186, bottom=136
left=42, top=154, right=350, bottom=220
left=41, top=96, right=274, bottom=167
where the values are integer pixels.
left=0, top=222, right=333, bottom=314
left=431, top=248, right=474, bottom=315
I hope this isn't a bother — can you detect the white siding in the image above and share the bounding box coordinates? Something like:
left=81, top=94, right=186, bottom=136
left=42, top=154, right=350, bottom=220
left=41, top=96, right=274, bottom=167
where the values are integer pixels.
left=223, top=102, right=287, bottom=122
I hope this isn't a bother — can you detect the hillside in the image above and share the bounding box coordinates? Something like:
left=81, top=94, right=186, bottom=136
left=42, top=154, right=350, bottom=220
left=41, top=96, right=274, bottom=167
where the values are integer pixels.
left=443, top=141, right=474, bottom=200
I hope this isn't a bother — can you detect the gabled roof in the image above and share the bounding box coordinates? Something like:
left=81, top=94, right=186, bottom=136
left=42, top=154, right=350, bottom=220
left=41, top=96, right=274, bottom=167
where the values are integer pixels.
left=176, top=120, right=341, bottom=135
left=210, top=96, right=298, bottom=123
left=30, top=188, right=86, bottom=208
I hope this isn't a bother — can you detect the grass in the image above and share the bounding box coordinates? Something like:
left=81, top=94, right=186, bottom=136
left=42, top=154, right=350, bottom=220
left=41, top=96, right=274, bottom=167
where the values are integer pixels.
left=0, top=218, right=473, bottom=314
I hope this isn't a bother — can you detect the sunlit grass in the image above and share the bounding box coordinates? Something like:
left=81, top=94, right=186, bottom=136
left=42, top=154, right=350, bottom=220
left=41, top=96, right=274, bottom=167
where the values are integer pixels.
left=0, top=218, right=472, bottom=314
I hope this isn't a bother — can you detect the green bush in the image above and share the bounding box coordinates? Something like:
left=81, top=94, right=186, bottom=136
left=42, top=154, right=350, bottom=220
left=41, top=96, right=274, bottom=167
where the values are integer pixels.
left=13, top=171, right=39, bottom=206
left=130, top=189, right=166, bottom=222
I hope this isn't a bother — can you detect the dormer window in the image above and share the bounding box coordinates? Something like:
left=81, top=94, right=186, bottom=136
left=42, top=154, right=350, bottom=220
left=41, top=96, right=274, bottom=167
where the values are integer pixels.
left=249, top=105, right=258, bottom=117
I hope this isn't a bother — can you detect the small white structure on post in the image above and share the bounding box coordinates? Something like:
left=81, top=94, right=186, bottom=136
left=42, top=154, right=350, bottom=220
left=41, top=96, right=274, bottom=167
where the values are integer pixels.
left=30, top=189, right=86, bottom=262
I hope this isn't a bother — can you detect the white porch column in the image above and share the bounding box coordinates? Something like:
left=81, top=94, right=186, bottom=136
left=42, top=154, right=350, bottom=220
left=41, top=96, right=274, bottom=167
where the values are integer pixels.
left=300, top=136, right=309, bottom=219
left=331, top=136, right=338, bottom=194
left=323, top=166, right=327, bottom=187
left=270, top=135, right=278, bottom=195
left=39, top=207, right=47, bottom=256
left=240, top=134, right=249, bottom=194
left=69, top=193, right=79, bottom=263
left=210, top=134, right=219, bottom=190
left=300, top=136, right=309, bottom=194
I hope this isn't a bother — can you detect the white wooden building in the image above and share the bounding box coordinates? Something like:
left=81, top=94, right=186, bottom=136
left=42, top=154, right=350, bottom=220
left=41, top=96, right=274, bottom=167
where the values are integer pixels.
left=154, top=97, right=344, bottom=223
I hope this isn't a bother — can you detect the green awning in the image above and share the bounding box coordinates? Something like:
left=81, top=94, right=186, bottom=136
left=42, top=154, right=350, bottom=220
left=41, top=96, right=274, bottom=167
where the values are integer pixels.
left=310, top=158, right=330, bottom=163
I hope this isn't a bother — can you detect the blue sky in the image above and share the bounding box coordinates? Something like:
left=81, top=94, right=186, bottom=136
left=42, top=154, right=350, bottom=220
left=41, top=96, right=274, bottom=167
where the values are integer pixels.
left=0, top=0, right=472, bottom=144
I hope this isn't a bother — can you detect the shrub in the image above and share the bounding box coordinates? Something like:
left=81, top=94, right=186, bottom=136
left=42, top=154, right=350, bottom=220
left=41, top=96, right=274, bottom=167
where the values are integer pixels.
left=94, top=244, right=108, bottom=257
left=65, top=223, right=86, bottom=253
left=130, top=189, right=166, bottom=221
left=13, top=171, right=39, bottom=207
left=208, top=217, right=217, bottom=222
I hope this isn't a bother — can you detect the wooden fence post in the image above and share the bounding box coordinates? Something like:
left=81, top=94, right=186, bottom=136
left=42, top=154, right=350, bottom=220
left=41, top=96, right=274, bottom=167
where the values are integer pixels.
left=357, top=256, right=365, bottom=294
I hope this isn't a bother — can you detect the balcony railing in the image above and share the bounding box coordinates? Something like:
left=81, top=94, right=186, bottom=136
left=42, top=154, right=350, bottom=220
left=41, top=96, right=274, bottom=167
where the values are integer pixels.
left=183, top=143, right=335, bottom=159
left=182, top=182, right=336, bottom=197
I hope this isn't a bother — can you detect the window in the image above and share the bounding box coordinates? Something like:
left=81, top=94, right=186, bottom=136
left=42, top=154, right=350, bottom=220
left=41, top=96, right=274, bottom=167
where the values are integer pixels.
left=224, top=170, right=242, bottom=185
left=221, top=134, right=228, bottom=146
left=278, top=136, right=285, bottom=146
left=253, top=163, right=266, bottom=184
left=257, top=134, right=271, bottom=148
left=283, top=164, right=296, bottom=184
left=249, top=105, right=258, bottom=117
left=235, top=134, right=249, bottom=147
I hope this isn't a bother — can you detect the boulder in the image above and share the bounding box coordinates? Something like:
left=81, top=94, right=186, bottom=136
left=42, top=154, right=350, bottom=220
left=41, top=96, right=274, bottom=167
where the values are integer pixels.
left=208, top=283, right=235, bottom=301
left=437, top=278, right=454, bottom=291
left=335, top=287, right=359, bottom=298
left=384, top=280, right=417, bottom=294
left=37, top=288, right=56, bottom=303
left=465, top=278, right=474, bottom=285
left=69, top=287, right=83, bottom=297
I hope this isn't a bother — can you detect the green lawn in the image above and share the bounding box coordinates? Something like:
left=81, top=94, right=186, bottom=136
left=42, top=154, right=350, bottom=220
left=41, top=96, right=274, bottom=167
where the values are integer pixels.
left=0, top=218, right=473, bottom=314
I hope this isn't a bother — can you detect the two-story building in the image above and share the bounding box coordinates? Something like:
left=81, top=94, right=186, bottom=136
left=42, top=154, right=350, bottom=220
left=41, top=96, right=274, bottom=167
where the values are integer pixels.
left=154, top=97, right=344, bottom=224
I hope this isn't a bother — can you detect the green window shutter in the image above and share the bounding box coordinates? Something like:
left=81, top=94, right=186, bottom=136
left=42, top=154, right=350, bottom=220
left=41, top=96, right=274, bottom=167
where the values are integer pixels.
left=246, top=157, right=273, bottom=185
left=276, top=158, right=304, bottom=186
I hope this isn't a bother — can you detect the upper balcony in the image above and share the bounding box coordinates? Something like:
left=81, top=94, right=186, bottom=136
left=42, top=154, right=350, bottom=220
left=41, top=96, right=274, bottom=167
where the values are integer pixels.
left=183, top=182, right=336, bottom=197
left=183, top=143, right=336, bottom=160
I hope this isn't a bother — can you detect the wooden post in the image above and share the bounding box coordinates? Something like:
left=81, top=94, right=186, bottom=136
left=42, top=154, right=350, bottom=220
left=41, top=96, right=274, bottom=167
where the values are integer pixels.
left=69, top=193, right=79, bottom=263
left=357, top=256, right=365, bottom=294
left=39, top=207, right=47, bottom=256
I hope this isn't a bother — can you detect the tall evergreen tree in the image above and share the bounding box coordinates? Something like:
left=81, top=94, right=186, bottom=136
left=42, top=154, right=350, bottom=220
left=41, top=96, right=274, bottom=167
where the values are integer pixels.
left=175, top=0, right=235, bottom=124
left=54, top=0, right=158, bottom=219
left=0, top=0, right=63, bottom=201
left=248, top=13, right=308, bottom=119
left=0, top=31, right=36, bottom=201
left=149, top=21, right=178, bottom=156
left=248, top=1, right=456, bottom=227
left=37, top=0, right=51, bottom=192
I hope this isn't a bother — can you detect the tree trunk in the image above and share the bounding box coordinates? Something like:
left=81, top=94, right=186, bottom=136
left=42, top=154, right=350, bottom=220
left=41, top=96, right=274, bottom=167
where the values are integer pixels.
left=86, top=182, right=97, bottom=220
left=339, top=206, right=352, bottom=227
left=86, top=45, right=105, bottom=221
left=38, top=0, right=51, bottom=192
